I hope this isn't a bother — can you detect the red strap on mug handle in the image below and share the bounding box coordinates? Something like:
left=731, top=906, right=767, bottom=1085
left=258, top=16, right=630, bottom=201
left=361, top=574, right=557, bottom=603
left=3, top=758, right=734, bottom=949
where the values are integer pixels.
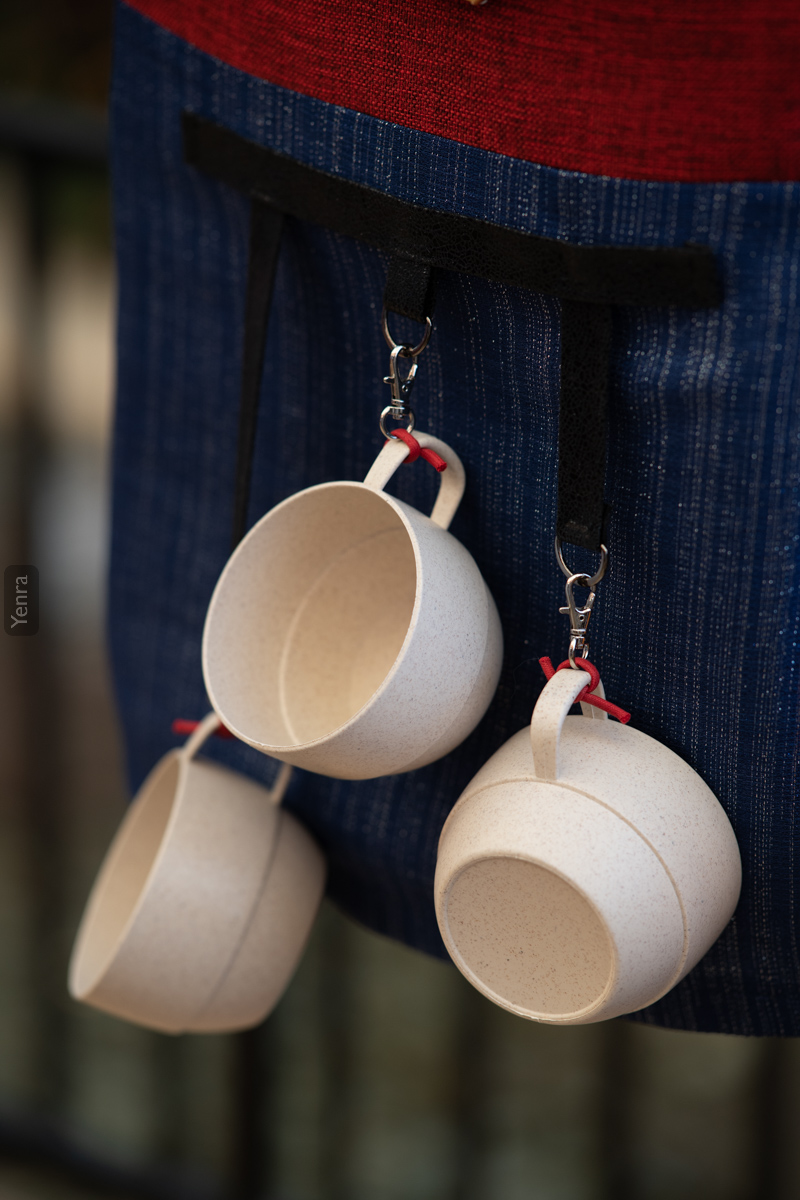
left=386, top=428, right=447, bottom=472
left=539, top=657, right=630, bottom=724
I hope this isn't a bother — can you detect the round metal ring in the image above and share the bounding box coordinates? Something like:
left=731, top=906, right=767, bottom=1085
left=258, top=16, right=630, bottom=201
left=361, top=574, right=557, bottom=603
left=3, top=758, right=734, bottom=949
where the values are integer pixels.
left=380, top=406, right=416, bottom=440
left=554, top=537, right=608, bottom=587
left=568, top=641, right=591, bottom=669
left=381, top=307, right=433, bottom=357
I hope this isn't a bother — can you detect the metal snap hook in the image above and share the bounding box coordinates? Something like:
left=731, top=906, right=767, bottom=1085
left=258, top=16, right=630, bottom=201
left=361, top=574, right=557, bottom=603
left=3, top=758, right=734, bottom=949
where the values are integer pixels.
left=381, top=343, right=419, bottom=438
left=378, top=309, right=432, bottom=439
left=383, top=343, right=420, bottom=406
left=559, top=573, right=596, bottom=667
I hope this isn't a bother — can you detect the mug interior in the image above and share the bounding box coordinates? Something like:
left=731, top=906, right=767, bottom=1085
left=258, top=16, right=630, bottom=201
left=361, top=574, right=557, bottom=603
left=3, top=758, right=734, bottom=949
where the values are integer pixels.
left=205, top=485, right=417, bottom=747
left=70, top=756, right=178, bottom=998
left=444, top=856, right=614, bottom=1018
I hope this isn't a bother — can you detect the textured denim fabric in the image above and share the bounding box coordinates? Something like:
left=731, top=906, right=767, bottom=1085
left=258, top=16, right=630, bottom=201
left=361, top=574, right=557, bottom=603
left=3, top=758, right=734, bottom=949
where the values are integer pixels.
left=111, top=1, right=800, bottom=1035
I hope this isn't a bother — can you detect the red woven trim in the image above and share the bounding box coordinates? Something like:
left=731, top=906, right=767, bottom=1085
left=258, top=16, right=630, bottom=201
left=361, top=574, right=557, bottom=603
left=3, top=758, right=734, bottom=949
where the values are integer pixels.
left=127, top=0, right=800, bottom=182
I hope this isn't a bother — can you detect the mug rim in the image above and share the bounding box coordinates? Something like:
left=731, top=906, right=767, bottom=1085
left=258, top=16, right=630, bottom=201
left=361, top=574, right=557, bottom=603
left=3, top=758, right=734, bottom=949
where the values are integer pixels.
left=438, top=849, right=619, bottom=1022
left=203, top=478, right=449, bottom=755
left=439, top=767, right=691, bottom=959
left=69, top=748, right=189, bottom=999
left=438, top=722, right=693, bottom=958
left=435, top=768, right=693, bottom=1015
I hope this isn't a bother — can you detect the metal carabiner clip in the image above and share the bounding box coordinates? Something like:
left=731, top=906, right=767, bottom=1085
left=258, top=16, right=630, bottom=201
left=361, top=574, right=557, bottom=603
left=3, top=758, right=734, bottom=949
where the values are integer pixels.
left=379, top=308, right=432, bottom=439
left=383, top=344, right=419, bottom=411
left=381, top=345, right=420, bottom=438
left=559, top=572, right=596, bottom=667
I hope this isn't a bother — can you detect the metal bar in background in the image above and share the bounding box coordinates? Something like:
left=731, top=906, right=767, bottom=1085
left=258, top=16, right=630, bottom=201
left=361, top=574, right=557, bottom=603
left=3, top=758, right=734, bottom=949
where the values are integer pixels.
left=597, top=1019, right=635, bottom=1200
left=318, top=906, right=355, bottom=1200
left=231, top=1026, right=268, bottom=1199
left=451, top=981, right=490, bottom=1200
left=753, top=1038, right=791, bottom=1200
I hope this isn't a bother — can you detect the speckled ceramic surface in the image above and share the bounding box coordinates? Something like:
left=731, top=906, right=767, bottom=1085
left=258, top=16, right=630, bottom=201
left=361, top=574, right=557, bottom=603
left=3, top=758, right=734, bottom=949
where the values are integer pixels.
left=202, top=434, right=503, bottom=779
left=68, top=714, right=325, bottom=1034
left=435, top=668, right=742, bottom=1024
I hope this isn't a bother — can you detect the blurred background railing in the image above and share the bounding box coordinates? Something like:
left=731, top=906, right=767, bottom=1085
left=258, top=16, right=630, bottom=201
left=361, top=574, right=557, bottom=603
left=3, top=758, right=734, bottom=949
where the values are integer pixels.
left=2, top=6, right=800, bottom=1200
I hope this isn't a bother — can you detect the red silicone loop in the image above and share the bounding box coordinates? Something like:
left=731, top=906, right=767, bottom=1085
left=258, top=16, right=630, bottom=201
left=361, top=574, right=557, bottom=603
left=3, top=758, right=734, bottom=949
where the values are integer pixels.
left=389, top=428, right=421, bottom=462
left=420, top=447, right=447, bottom=472
left=384, top=428, right=447, bottom=471
left=556, top=657, right=601, bottom=693
left=538, top=656, right=630, bottom=724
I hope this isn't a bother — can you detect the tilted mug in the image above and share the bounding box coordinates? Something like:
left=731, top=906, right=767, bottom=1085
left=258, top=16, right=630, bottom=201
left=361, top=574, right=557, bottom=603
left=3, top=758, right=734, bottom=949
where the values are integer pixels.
left=202, top=433, right=503, bottom=779
left=69, top=713, right=325, bottom=1033
left=435, top=666, right=742, bottom=1024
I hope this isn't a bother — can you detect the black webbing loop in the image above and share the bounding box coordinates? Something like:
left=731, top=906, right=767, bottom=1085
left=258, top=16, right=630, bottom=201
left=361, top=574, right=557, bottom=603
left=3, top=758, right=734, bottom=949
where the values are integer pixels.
left=186, top=115, right=723, bottom=557
left=231, top=199, right=284, bottom=550
left=228, top=201, right=285, bottom=1200
left=183, top=113, right=720, bottom=309
left=383, top=254, right=436, bottom=323
left=558, top=302, right=613, bottom=552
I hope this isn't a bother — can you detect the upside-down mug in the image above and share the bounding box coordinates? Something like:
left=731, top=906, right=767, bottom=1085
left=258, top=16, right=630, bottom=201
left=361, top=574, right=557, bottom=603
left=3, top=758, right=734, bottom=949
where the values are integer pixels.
left=69, top=713, right=325, bottom=1034
left=435, top=666, right=741, bottom=1024
left=202, top=433, right=503, bottom=780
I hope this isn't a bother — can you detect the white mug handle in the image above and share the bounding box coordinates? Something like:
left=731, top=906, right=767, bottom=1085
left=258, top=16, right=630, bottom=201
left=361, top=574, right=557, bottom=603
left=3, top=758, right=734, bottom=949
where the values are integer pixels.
left=181, top=712, right=292, bottom=807
left=362, top=432, right=466, bottom=531
left=530, top=668, right=606, bottom=781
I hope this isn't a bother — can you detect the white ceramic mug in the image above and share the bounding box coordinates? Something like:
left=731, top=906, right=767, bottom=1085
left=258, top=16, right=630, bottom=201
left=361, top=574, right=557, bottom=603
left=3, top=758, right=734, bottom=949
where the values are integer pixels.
left=435, top=666, right=741, bottom=1025
left=202, top=434, right=503, bottom=780
left=69, top=714, right=325, bottom=1034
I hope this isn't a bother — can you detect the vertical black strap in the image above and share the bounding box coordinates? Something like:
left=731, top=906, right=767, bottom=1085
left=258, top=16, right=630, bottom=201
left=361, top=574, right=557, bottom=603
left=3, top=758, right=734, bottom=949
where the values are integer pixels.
left=383, top=253, right=435, bottom=323
left=236, top=208, right=609, bottom=556
left=231, top=199, right=284, bottom=550
left=558, top=301, right=613, bottom=553
left=231, top=202, right=284, bottom=1198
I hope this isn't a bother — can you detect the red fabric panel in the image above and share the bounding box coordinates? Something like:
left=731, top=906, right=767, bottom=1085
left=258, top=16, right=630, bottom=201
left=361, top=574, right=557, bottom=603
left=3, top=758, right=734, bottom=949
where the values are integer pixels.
left=126, top=0, right=800, bottom=182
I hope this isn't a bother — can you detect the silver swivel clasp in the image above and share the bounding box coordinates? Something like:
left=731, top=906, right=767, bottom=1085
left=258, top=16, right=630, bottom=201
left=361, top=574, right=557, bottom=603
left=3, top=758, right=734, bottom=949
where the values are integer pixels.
left=555, top=537, right=609, bottom=668
left=383, top=344, right=419, bottom=426
left=379, top=307, right=432, bottom=439
left=560, top=574, right=596, bottom=665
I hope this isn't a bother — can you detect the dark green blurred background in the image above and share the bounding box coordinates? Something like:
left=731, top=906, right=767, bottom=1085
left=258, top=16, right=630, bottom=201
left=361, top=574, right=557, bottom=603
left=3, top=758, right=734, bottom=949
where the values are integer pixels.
left=1, top=5, right=800, bottom=1198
